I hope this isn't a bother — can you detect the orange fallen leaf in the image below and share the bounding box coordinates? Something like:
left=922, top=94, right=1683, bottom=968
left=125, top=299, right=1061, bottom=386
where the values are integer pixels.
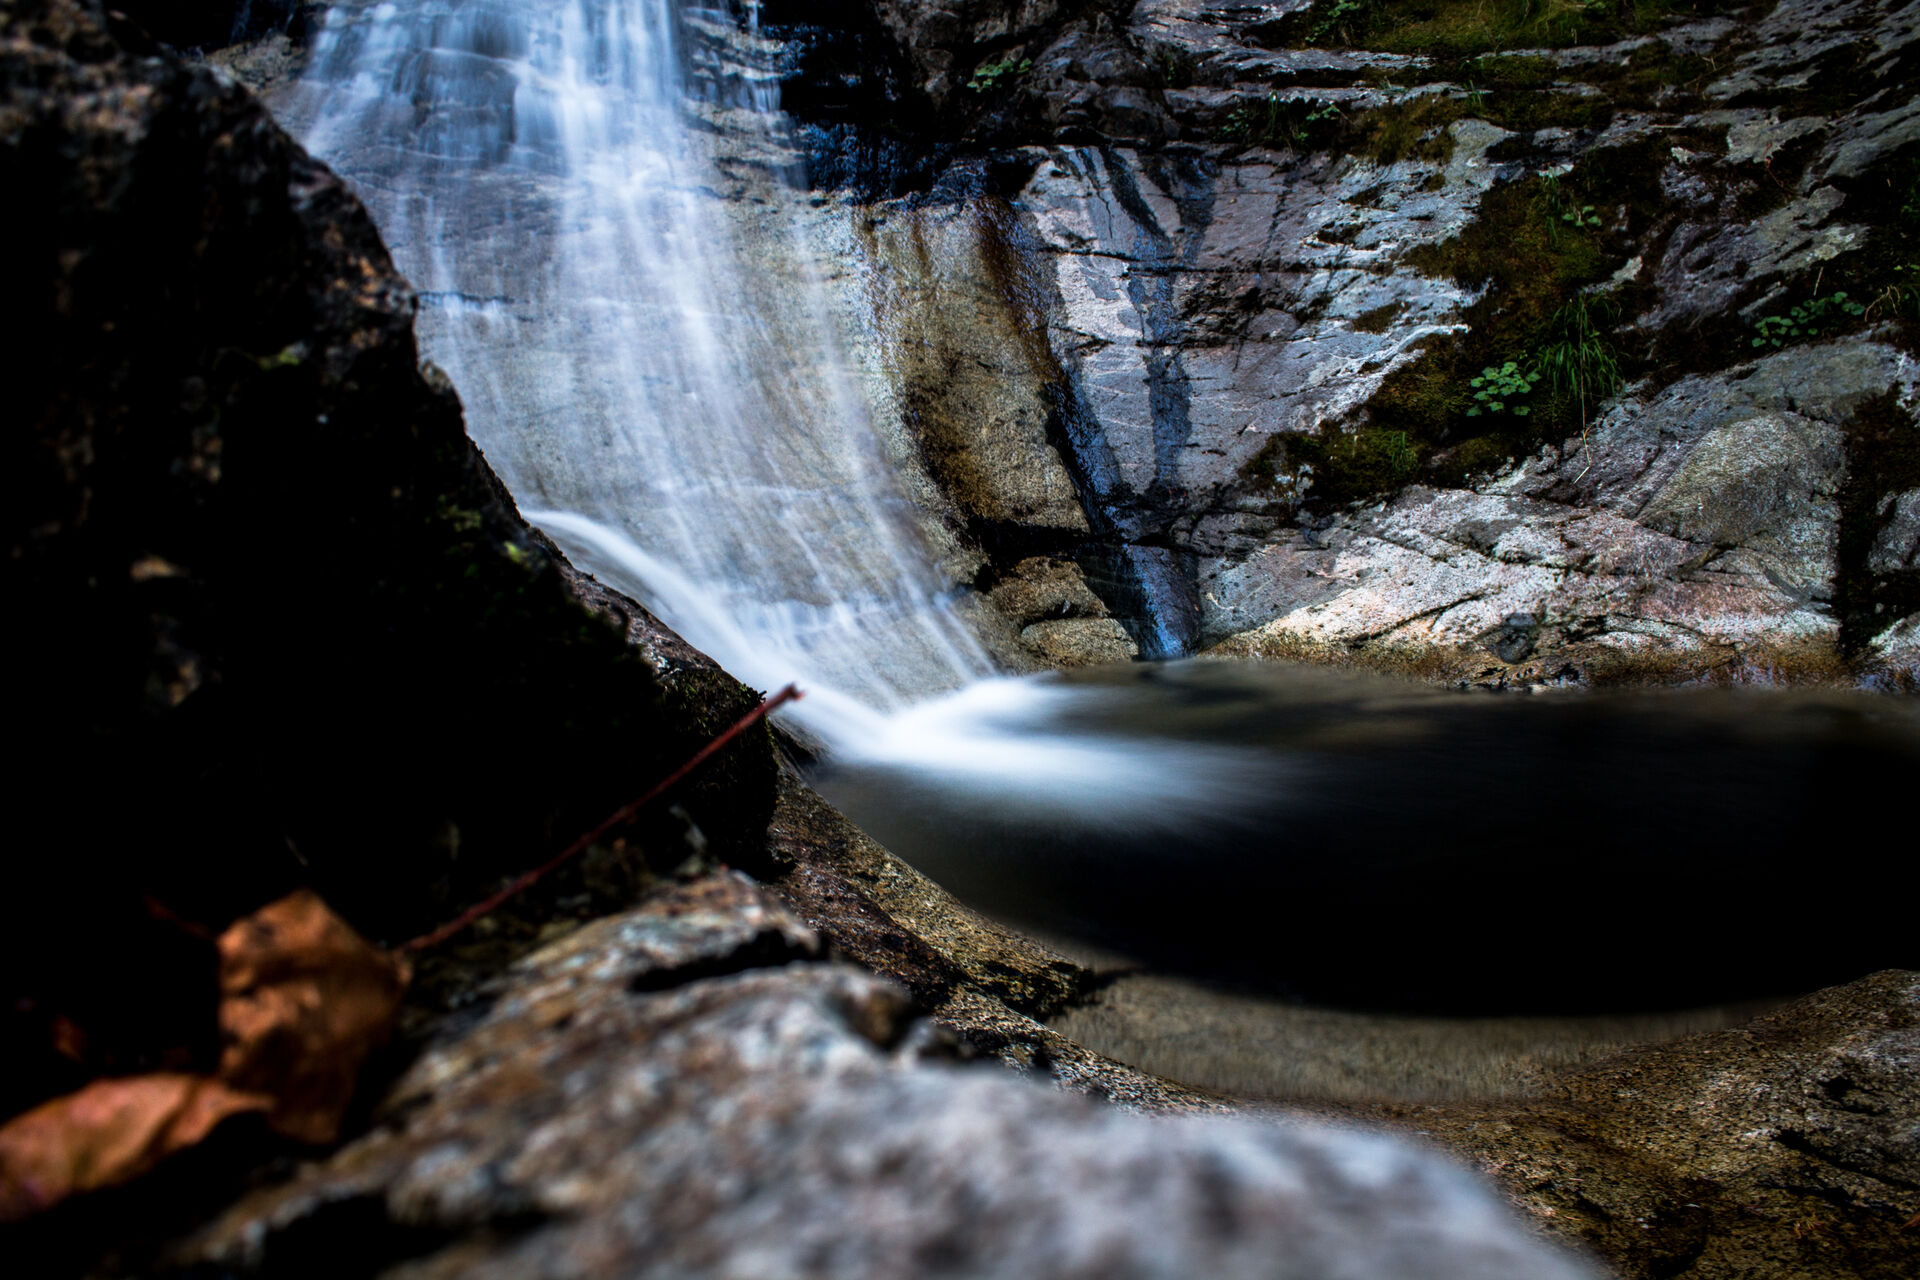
left=217, top=890, right=411, bottom=1144
left=0, top=891, right=410, bottom=1222
left=0, top=1074, right=268, bottom=1222
left=50, top=1014, right=90, bottom=1065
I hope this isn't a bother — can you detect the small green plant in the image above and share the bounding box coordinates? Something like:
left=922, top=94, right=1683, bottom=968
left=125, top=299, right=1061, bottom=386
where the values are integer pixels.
left=1378, top=429, right=1418, bottom=479
left=1305, top=102, right=1342, bottom=124
left=1466, top=361, right=1540, bottom=416
left=1220, top=99, right=1262, bottom=142
left=1221, top=93, right=1341, bottom=147
left=1535, top=294, right=1622, bottom=425
left=1749, top=292, right=1867, bottom=348
left=1867, top=264, right=1920, bottom=320
left=1540, top=172, right=1602, bottom=241
left=967, top=53, right=1031, bottom=94
left=1307, top=0, right=1370, bottom=45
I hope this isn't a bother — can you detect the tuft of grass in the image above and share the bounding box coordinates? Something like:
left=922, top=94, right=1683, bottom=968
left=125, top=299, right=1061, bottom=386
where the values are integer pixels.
left=1858, top=165, right=1920, bottom=323
left=1865, top=266, right=1920, bottom=322
left=1535, top=294, right=1623, bottom=425
left=1281, top=0, right=1727, bottom=59
left=1220, top=93, right=1345, bottom=148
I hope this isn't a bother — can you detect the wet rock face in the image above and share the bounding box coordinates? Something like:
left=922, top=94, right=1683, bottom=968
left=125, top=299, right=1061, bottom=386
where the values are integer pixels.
left=170, top=873, right=1601, bottom=1280
left=1357, top=970, right=1920, bottom=1280
left=1212, top=343, right=1914, bottom=680
left=1013, top=136, right=1495, bottom=570
left=775, top=0, right=1920, bottom=684
left=856, top=194, right=1091, bottom=543
left=1, top=0, right=773, bottom=1114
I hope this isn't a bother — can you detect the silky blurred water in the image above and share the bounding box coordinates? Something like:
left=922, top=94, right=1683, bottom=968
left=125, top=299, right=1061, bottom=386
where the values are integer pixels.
left=273, top=0, right=1281, bottom=824
left=281, top=0, right=990, bottom=707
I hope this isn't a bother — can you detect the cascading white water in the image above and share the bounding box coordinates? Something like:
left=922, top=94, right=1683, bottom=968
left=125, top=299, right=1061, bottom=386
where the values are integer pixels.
left=280, top=0, right=990, bottom=712
left=274, top=0, right=1260, bottom=814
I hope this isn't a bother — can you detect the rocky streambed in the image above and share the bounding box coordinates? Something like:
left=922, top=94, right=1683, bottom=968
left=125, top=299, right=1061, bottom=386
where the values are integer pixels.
left=6, top=1, right=1918, bottom=1278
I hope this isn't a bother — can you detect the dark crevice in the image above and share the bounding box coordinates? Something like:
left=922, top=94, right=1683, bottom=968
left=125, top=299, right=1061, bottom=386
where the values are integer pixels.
left=1835, top=391, right=1920, bottom=658
left=626, top=927, right=816, bottom=993
left=230, top=1194, right=547, bottom=1280
left=1772, top=1129, right=1920, bottom=1193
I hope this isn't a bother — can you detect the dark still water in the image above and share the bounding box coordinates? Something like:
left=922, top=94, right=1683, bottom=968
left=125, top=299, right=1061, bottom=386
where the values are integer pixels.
left=814, top=660, right=1920, bottom=1016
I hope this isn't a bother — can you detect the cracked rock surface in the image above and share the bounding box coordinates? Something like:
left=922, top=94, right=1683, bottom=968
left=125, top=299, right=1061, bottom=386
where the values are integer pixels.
left=1211, top=343, right=1914, bottom=681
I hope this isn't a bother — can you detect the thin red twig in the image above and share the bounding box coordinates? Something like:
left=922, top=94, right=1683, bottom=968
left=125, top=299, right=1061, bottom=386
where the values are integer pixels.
left=141, top=894, right=215, bottom=942
left=400, top=683, right=803, bottom=954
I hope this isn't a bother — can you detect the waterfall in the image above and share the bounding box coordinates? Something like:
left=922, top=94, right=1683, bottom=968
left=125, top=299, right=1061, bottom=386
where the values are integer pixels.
left=278, top=0, right=992, bottom=719
left=271, top=0, right=1259, bottom=815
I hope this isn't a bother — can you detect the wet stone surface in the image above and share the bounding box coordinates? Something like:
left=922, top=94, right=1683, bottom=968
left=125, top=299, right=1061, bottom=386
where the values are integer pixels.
left=1341, top=970, right=1920, bottom=1280
left=166, top=874, right=1601, bottom=1280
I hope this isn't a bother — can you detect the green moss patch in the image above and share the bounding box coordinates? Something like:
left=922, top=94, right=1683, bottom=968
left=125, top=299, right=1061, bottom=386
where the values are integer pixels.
left=1222, top=85, right=1614, bottom=163
left=1279, top=0, right=1738, bottom=60
left=1257, top=144, right=1695, bottom=506
left=1352, top=301, right=1409, bottom=332
left=1377, top=173, right=1617, bottom=473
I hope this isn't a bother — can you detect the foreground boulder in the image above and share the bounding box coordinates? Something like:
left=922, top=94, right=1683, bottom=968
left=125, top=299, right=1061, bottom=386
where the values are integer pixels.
left=167, top=874, right=1600, bottom=1280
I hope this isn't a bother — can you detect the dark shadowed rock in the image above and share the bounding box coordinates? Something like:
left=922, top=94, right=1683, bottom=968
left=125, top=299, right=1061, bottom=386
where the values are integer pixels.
left=1, top=0, right=773, bottom=1119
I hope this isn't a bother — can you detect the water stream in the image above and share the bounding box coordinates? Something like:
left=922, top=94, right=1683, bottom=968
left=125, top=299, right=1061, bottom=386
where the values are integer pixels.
left=272, top=0, right=1259, bottom=819
left=275, top=0, right=1920, bottom=1038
